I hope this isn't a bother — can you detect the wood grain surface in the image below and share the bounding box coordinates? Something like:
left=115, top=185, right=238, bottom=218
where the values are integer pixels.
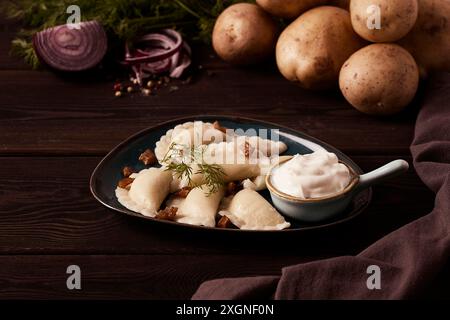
left=0, top=17, right=438, bottom=299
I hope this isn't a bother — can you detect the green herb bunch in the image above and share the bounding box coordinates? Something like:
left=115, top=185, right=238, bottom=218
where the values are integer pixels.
left=2, top=0, right=254, bottom=69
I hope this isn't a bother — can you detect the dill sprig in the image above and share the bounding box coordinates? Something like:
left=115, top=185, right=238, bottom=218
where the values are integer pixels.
left=196, top=163, right=226, bottom=195
left=10, top=37, right=40, bottom=69
left=162, top=142, right=226, bottom=195
left=165, top=161, right=193, bottom=186
left=162, top=142, right=196, bottom=187
left=2, top=0, right=254, bottom=69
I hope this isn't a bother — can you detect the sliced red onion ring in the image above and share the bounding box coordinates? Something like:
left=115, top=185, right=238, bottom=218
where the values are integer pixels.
left=124, top=29, right=191, bottom=83
left=170, top=42, right=192, bottom=78
left=33, top=21, right=107, bottom=72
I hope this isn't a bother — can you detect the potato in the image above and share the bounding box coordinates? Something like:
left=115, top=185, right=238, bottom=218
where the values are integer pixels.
left=212, top=3, right=278, bottom=65
left=339, top=44, right=419, bottom=116
left=399, top=0, right=450, bottom=77
left=350, top=0, right=418, bottom=42
left=276, top=6, right=366, bottom=90
left=256, top=0, right=328, bottom=19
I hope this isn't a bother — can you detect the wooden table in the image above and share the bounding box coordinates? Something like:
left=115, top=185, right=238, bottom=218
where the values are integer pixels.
left=0, top=20, right=438, bottom=299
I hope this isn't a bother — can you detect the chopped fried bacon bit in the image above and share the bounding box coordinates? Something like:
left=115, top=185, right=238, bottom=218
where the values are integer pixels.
left=213, top=120, right=227, bottom=134
left=156, top=207, right=178, bottom=221
left=225, top=181, right=239, bottom=196
left=174, top=187, right=191, bottom=198
left=244, top=141, right=250, bottom=159
left=118, top=177, right=134, bottom=189
left=216, top=215, right=236, bottom=229
left=122, top=166, right=134, bottom=177
left=139, top=149, right=157, bottom=166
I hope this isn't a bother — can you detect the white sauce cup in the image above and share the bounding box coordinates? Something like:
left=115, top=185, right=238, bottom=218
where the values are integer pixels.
left=266, top=156, right=409, bottom=223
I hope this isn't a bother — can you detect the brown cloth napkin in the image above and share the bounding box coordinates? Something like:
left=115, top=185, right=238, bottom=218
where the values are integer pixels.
left=192, top=73, right=450, bottom=300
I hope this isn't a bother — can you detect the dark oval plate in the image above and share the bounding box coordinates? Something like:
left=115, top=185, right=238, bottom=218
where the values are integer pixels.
left=90, top=116, right=372, bottom=233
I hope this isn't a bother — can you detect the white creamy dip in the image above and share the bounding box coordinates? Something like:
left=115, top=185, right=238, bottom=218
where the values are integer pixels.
left=270, top=150, right=351, bottom=199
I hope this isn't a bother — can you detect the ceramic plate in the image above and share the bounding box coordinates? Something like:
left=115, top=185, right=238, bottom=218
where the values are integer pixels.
left=90, top=116, right=371, bottom=233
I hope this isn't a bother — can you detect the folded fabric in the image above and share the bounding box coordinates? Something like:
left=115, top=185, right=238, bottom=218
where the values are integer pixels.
left=192, top=73, right=450, bottom=300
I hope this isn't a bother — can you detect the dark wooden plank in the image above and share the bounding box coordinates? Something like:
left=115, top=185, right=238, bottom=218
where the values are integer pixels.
left=0, top=68, right=420, bottom=156
left=0, top=17, right=420, bottom=156
left=1, top=253, right=448, bottom=299
left=0, top=156, right=434, bottom=255
left=0, top=254, right=310, bottom=299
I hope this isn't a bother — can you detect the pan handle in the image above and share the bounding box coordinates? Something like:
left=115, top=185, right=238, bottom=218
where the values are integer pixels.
left=355, top=159, right=409, bottom=192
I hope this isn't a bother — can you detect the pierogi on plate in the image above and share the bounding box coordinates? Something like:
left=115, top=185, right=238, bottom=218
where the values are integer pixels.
left=115, top=120, right=290, bottom=230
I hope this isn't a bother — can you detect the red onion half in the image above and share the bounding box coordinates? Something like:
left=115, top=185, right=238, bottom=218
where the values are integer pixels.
left=33, top=21, right=107, bottom=72
left=124, top=29, right=191, bottom=84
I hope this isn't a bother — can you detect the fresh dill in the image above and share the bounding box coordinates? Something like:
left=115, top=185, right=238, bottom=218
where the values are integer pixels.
left=161, top=142, right=194, bottom=186
left=2, top=0, right=254, bottom=69
left=196, top=163, right=226, bottom=195
left=165, top=161, right=194, bottom=186
left=162, top=142, right=226, bottom=195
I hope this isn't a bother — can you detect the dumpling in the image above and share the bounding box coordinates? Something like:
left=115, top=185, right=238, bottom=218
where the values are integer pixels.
left=246, top=135, right=287, bottom=157
left=169, top=137, right=287, bottom=191
left=220, top=164, right=261, bottom=182
left=169, top=162, right=261, bottom=192
left=116, top=168, right=172, bottom=217
left=242, top=175, right=266, bottom=191
left=203, top=136, right=286, bottom=165
left=219, top=189, right=290, bottom=230
left=155, top=121, right=226, bottom=163
left=202, top=138, right=268, bottom=182
left=203, top=138, right=287, bottom=190
left=167, top=186, right=225, bottom=227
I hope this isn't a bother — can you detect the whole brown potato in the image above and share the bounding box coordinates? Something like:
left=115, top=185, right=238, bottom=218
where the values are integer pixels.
left=399, top=0, right=450, bottom=77
left=256, top=0, right=328, bottom=19
left=339, top=44, right=419, bottom=116
left=276, top=6, right=366, bottom=90
left=350, top=0, right=418, bottom=42
left=212, top=3, right=278, bottom=65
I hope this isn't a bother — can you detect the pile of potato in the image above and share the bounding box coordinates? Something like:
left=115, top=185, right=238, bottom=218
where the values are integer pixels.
left=212, top=0, right=450, bottom=116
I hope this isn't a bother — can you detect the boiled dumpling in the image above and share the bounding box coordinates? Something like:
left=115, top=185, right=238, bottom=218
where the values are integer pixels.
left=202, top=138, right=287, bottom=191
left=203, top=136, right=286, bottom=166
left=167, top=186, right=225, bottom=227
left=169, top=137, right=286, bottom=191
left=155, top=121, right=226, bottom=163
left=219, top=189, right=290, bottom=230
left=169, top=162, right=261, bottom=192
left=116, top=168, right=172, bottom=217
left=246, top=135, right=287, bottom=157
left=242, top=176, right=266, bottom=191
left=202, top=138, right=268, bottom=186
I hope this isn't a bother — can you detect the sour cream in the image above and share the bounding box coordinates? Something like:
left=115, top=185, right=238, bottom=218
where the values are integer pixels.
left=270, top=150, right=351, bottom=199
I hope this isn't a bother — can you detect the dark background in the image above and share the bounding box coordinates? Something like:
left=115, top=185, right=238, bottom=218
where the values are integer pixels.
left=0, top=17, right=441, bottom=299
